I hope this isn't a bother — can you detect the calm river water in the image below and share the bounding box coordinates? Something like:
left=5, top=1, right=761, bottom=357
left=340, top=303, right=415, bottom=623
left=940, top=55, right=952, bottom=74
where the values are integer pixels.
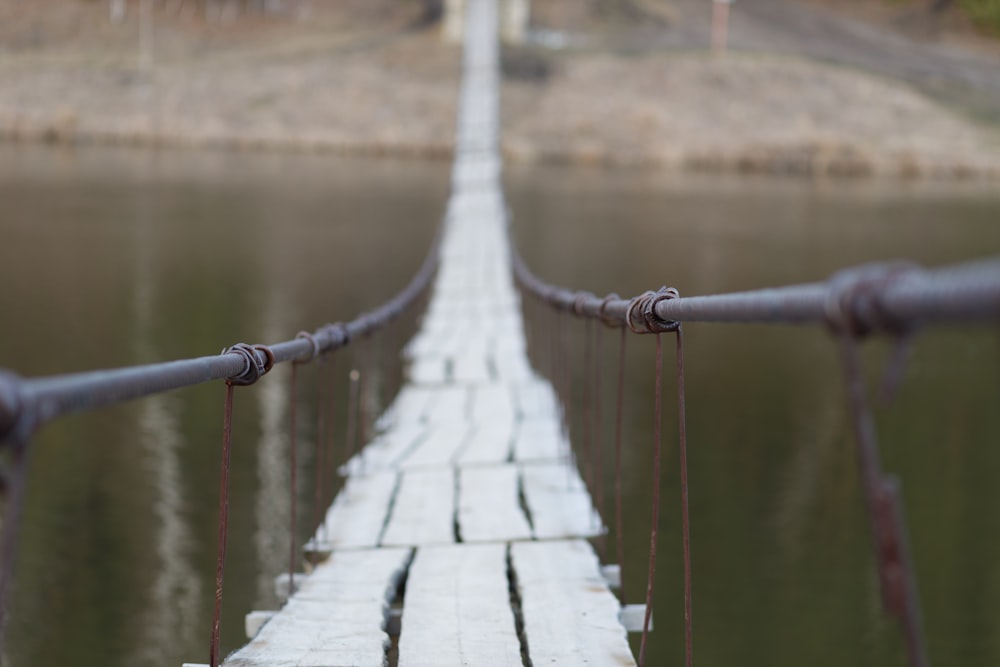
left=0, top=144, right=998, bottom=667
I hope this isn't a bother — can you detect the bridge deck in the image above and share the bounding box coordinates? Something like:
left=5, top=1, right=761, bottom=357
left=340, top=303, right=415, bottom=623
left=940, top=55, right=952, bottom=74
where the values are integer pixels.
left=216, top=1, right=637, bottom=665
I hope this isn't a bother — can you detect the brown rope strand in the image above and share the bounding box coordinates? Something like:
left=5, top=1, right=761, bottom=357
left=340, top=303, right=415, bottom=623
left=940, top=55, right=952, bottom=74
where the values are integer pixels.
left=288, top=363, right=299, bottom=594
left=209, top=384, right=235, bottom=667
left=312, top=359, right=326, bottom=540
left=639, top=334, right=664, bottom=666
left=677, top=327, right=693, bottom=667
left=614, top=327, right=628, bottom=605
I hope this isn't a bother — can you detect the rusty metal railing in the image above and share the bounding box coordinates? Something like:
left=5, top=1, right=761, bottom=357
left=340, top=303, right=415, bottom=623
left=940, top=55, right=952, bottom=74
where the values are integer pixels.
left=0, top=224, right=441, bottom=665
left=512, top=241, right=1000, bottom=667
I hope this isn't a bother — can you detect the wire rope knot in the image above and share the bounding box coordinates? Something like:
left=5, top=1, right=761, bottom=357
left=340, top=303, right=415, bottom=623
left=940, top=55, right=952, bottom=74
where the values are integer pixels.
left=223, top=343, right=275, bottom=386
left=599, top=293, right=623, bottom=328
left=294, top=331, right=321, bottom=365
left=823, top=262, right=925, bottom=338
left=627, top=287, right=681, bottom=334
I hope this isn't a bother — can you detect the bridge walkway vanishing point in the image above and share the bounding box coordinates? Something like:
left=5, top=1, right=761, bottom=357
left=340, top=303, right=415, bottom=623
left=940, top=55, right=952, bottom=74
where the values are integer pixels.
left=213, top=1, right=638, bottom=665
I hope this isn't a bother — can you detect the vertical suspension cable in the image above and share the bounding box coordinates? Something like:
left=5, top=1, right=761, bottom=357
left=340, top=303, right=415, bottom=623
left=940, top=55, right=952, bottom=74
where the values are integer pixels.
left=287, top=330, right=318, bottom=593
left=583, top=319, right=594, bottom=495
left=838, top=335, right=927, bottom=667
left=358, top=336, right=372, bottom=464
left=209, top=384, right=236, bottom=667
left=594, top=322, right=606, bottom=538
left=614, top=327, right=628, bottom=605
left=287, top=362, right=299, bottom=594
left=324, top=355, right=337, bottom=509
left=639, top=333, right=664, bottom=667
left=312, top=357, right=326, bottom=540
left=0, top=437, right=30, bottom=656
left=345, top=368, right=361, bottom=471
left=676, top=327, right=693, bottom=667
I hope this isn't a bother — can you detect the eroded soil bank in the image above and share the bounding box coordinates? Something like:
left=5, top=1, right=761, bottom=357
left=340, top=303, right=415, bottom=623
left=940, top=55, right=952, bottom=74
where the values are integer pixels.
left=2, top=0, right=999, bottom=177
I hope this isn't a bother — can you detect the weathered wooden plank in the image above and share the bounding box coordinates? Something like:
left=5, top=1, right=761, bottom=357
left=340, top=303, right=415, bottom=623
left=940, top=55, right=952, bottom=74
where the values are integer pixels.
left=455, top=421, right=514, bottom=465
left=398, top=422, right=470, bottom=469
left=451, top=353, right=493, bottom=383
left=511, top=540, right=636, bottom=667
left=398, top=543, right=522, bottom=667
left=408, top=357, right=449, bottom=384
left=379, top=386, right=433, bottom=426
left=469, top=383, right=515, bottom=423
left=381, top=469, right=456, bottom=547
left=341, top=423, right=426, bottom=475
left=308, top=470, right=398, bottom=551
left=457, top=465, right=531, bottom=542
left=424, top=385, right=470, bottom=424
left=513, top=417, right=568, bottom=462
left=521, top=462, right=603, bottom=539
left=512, top=379, right=560, bottom=420
left=224, top=547, right=412, bottom=667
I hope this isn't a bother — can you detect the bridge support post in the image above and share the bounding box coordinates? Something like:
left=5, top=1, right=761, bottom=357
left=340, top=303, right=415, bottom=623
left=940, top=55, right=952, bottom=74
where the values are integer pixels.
left=444, top=0, right=529, bottom=45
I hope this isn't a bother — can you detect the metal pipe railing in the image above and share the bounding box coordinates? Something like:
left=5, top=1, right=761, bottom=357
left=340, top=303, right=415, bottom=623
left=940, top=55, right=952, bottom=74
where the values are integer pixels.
left=511, top=245, right=1000, bottom=334
left=0, top=225, right=441, bottom=446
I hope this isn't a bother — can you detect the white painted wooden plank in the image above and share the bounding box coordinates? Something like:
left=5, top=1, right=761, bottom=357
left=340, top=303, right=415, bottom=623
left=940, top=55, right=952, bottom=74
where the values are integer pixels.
left=341, top=423, right=426, bottom=475
left=424, top=386, right=470, bottom=424
left=398, top=543, right=522, bottom=667
left=224, top=547, right=411, bottom=667
left=470, top=383, right=515, bottom=423
left=456, top=421, right=514, bottom=465
left=408, top=357, right=448, bottom=384
left=511, top=540, right=636, bottom=667
left=397, top=422, right=470, bottom=469
left=452, top=354, right=493, bottom=383
left=458, top=465, right=531, bottom=542
left=513, top=379, right=560, bottom=419
left=495, top=355, right=533, bottom=382
left=381, top=469, right=455, bottom=547
left=378, top=386, right=433, bottom=427
left=309, top=470, right=398, bottom=551
left=513, top=417, right=568, bottom=462
left=521, top=462, right=604, bottom=539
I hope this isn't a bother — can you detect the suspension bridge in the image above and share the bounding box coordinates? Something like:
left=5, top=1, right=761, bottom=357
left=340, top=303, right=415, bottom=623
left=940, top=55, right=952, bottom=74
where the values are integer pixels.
left=0, top=1, right=999, bottom=666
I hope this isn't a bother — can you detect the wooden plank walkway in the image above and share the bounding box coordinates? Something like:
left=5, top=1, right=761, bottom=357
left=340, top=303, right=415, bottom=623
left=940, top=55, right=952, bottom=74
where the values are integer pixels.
left=216, top=1, right=638, bottom=665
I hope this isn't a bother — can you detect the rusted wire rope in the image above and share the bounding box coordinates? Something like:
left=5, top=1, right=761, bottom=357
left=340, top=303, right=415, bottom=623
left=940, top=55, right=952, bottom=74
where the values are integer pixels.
left=511, top=249, right=1000, bottom=331
left=0, top=226, right=441, bottom=664
left=0, top=226, right=441, bottom=446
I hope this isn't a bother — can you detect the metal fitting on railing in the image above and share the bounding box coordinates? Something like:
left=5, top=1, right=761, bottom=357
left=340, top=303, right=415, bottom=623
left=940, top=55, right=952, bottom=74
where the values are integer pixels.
left=627, top=287, right=681, bottom=334
left=824, top=262, right=926, bottom=338
left=224, top=344, right=275, bottom=386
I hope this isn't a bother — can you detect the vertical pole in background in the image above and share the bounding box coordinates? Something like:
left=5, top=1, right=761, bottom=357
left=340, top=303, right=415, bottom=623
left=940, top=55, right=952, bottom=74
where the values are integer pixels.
left=711, top=0, right=732, bottom=56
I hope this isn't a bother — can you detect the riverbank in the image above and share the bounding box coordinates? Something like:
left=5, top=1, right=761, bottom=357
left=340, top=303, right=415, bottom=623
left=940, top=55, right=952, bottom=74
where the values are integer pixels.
left=2, top=0, right=1000, bottom=177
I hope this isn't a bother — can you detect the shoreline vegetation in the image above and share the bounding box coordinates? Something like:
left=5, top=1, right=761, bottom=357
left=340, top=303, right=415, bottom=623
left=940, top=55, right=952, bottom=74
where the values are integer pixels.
left=2, top=0, right=1000, bottom=178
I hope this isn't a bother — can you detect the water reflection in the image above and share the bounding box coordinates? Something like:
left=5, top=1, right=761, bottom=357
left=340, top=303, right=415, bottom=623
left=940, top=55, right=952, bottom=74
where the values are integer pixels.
left=1, top=143, right=998, bottom=666
left=253, top=287, right=291, bottom=611
left=0, top=143, right=446, bottom=667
